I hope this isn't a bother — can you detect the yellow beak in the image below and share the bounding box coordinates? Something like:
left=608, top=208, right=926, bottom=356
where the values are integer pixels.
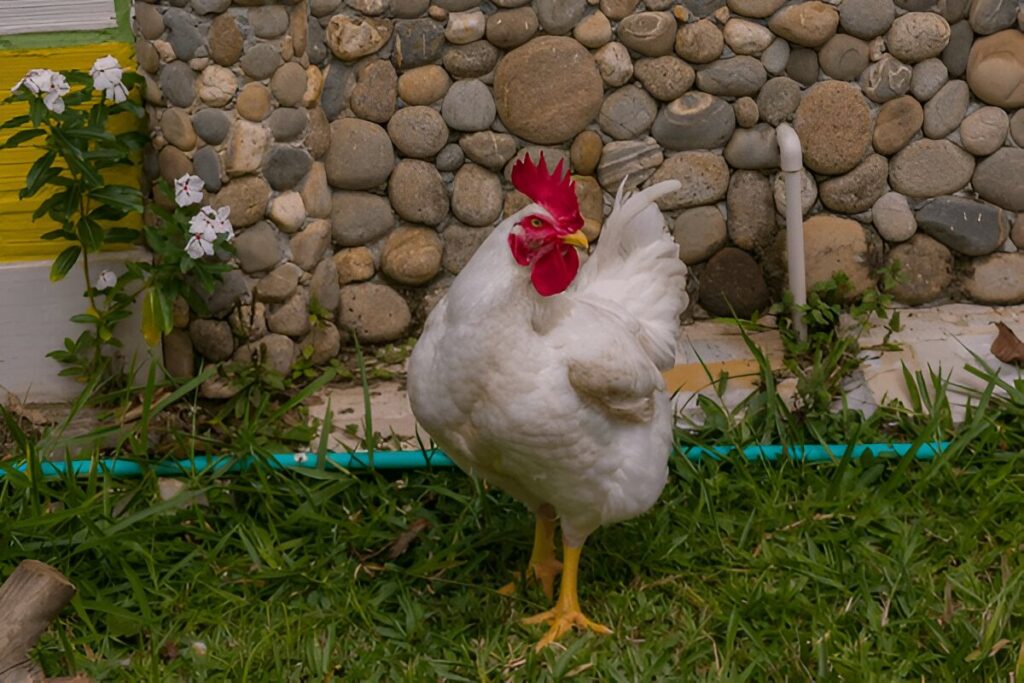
left=561, top=230, right=589, bottom=250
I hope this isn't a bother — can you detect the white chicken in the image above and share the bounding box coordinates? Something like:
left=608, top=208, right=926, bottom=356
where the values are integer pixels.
left=407, top=153, right=688, bottom=649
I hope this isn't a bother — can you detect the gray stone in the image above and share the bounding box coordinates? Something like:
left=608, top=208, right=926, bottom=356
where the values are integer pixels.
left=599, top=86, right=658, bottom=140
left=923, top=80, right=969, bottom=138
left=819, top=154, right=888, bottom=214
left=200, top=270, right=250, bottom=317
left=756, top=76, right=801, bottom=125
left=164, top=330, right=194, bottom=378
left=819, top=34, right=870, bottom=81
left=696, top=56, right=768, bottom=97
left=887, top=13, right=952, bottom=64
left=159, top=61, right=195, bottom=108
left=308, top=17, right=328, bottom=64
left=136, top=40, right=160, bottom=75
left=916, top=196, right=1009, bottom=256
left=727, top=170, right=775, bottom=250
left=191, top=0, right=229, bottom=14
left=451, top=164, right=502, bottom=226
left=302, top=323, right=342, bottom=364
left=963, top=253, right=1024, bottom=304
left=726, top=0, right=785, bottom=18
left=212, top=176, right=271, bottom=228
left=910, top=58, right=949, bottom=101
left=459, top=131, right=517, bottom=171
left=249, top=6, right=289, bottom=38
left=872, top=191, right=917, bottom=242
left=164, top=9, right=204, bottom=61
left=651, top=91, right=735, bottom=151
left=941, top=20, right=973, bottom=77
left=535, top=0, right=586, bottom=35
left=192, top=145, right=222, bottom=192
left=189, top=319, right=234, bottom=361
left=325, top=119, right=395, bottom=190
left=734, top=97, right=759, bottom=128
left=673, top=206, right=727, bottom=265
left=889, top=139, right=975, bottom=198
left=387, top=106, right=448, bottom=159
left=349, top=60, right=397, bottom=124
left=968, top=0, right=1018, bottom=34
left=381, top=227, right=443, bottom=285
left=760, top=38, right=790, bottom=75
left=959, top=106, right=1009, bottom=156
left=208, top=14, right=242, bottom=66
left=886, top=234, right=953, bottom=305
left=235, top=222, right=284, bottom=273
left=486, top=8, right=538, bottom=49
left=136, top=3, right=165, bottom=40
left=596, top=138, right=663, bottom=192
left=723, top=124, right=779, bottom=169
left=320, top=60, right=355, bottom=119
left=192, top=108, right=230, bottom=144
left=723, top=18, right=775, bottom=55
left=233, top=334, right=296, bottom=376
left=271, top=62, right=308, bottom=108
left=310, top=258, right=340, bottom=312
left=442, top=40, right=500, bottom=78
left=699, top=247, right=770, bottom=317
left=595, top=42, right=633, bottom=87
left=442, top=223, right=492, bottom=274
left=291, top=220, right=332, bottom=271
left=839, top=0, right=897, bottom=39
left=264, top=147, right=312, bottom=192
left=600, top=0, right=639, bottom=18
left=257, top=263, right=302, bottom=303
left=331, top=192, right=394, bottom=246
left=973, top=149, right=1024, bottom=212
left=389, top=159, right=448, bottom=225
left=240, top=43, right=284, bottom=80
left=860, top=55, right=913, bottom=103
left=785, top=48, right=819, bottom=87
left=441, top=79, right=495, bottom=132
left=773, top=168, right=817, bottom=216
left=435, top=144, right=465, bottom=172
left=337, top=283, right=412, bottom=343
left=393, top=18, right=446, bottom=69
left=649, top=151, right=730, bottom=210
left=634, top=57, right=695, bottom=102
left=268, top=108, right=308, bottom=142
left=617, top=11, right=676, bottom=57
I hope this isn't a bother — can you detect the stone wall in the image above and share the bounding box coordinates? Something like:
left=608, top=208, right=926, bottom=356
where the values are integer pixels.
left=134, top=0, right=1024, bottom=378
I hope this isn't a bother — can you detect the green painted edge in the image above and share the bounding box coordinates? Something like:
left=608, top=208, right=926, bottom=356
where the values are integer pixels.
left=0, top=0, right=133, bottom=51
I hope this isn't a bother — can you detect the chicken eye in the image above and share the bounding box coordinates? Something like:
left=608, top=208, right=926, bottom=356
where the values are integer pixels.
left=529, top=218, right=543, bottom=228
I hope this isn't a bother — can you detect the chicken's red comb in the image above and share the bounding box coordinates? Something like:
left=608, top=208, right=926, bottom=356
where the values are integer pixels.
left=510, top=153, right=583, bottom=233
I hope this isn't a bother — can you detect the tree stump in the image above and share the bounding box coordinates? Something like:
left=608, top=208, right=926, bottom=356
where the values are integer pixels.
left=0, top=560, right=77, bottom=683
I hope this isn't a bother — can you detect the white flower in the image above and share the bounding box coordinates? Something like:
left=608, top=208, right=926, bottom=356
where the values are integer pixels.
left=89, top=55, right=127, bottom=103
left=189, top=206, right=234, bottom=242
left=95, top=270, right=117, bottom=290
left=12, top=68, right=69, bottom=114
left=173, top=174, right=205, bottom=207
left=184, top=235, right=213, bottom=260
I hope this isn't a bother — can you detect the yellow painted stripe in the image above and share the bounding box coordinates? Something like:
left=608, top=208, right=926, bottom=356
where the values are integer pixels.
left=0, top=41, right=141, bottom=263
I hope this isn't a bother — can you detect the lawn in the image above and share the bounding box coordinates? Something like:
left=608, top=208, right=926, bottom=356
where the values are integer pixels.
left=5, top=415, right=1024, bottom=680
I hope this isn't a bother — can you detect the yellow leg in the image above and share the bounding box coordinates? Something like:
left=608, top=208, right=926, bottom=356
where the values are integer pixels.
left=522, top=538, right=612, bottom=650
left=498, top=505, right=562, bottom=599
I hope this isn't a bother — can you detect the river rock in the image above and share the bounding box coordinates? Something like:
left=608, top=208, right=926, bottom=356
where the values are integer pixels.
left=325, top=119, right=394, bottom=190
left=773, top=167, right=817, bottom=216
left=942, top=20, right=973, bottom=77
left=649, top=151, right=730, bottom=210
left=574, top=11, right=613, bottom=48
left=443, top=40, right=500, bottom=78
left=192, top=109, right=230, bottom=146
left=388, top=107, right=447, bottom=161
left=596, top=138, right=664, bottom=192
left=839, top=0, right=895, bottom=39
left=819, top=34, right=870, bottom=81
left=886, top=234, right=953, bottom=304
left=727, top=170, right=775, bottom=250
left=234, top=221, right=283, bottom=273
left=973, top=148, right=1024, bottom=212
left=673, top=205, right=727, bottom=264
left=290, top=220, right=331, bottom=271
left=872, top=192, right=917, bottom=242
left=652, top=91, right=735, bottom=151
left=264, top=147, right=311, bottom=191
left=959, top=106, right=1009, bottom=156
left=189, top=319, right=234, bottom=361
left=963, top=253, right=1024, bottom=304
left=966, top=30, right=1024, bottom=108
left=381, top=227, right=443, bottom=285
left=267, top=108, right=307, bottom=143
left=441, top=79, right=496, bottom=132
left=695, top=56, right=767, bottom=97
left=723, top=125, right=779, bottom=169
left=349, top=60, right=397, bottom=124
left=723, top=18, right=774, bottom=55
left=886, top=13, right=951, bottom=64
left=634, top=56, right=695, bottom=102
left=334, top=248, right=376, bottom=285
left=593, top=42, right=631, bottom=88
left=299, top=163, right=331, bottom=219
left=802, top=215, right=875, bottom=296
left=389, top=160, right=448, bottom=225
left=208, top=14, right=242, bottom=66
left=910, top=58, right=949, bottom=102
left=675, top=19, right=723, bottom=64
left=486, top=7, right=538, bottom=49
left=393, top=18, right=446, bottom=69
left=451, top=164, right=502, bottom=226
left=446, top=9, right=486, bottom=43
left=233, top=334, right=295, bottom=376
left=535, top=0, right=587, bottom=36
left=442, top=224, right=492, bottom=274
left=196, top=65, right=236, bottom=107
left=494, top=37, right=604, bottom=144
left=793, top=81, right=871, bottom=175
left=915, top=196, right=1008, bottom=256
left=889, top=139, right=975, bottom=198
left=819, top=154, right=888, bottom=214
left=860, top=55, right=914, bottom=103
left=225, top=121, right=270, bottom=177
left=213, top=177, right=270, bottom=228
left=460, top=131, right=518, bottom=171
left=326, top=15, right=392, bottom=61
left=338, top=283, right=411, bottom=342
left=873, top=96, right=923, bottom=155
left=599, top=86, right=658, bottom=140
left=699, top=247, right=770, bottom=317
left=397, top=66, right=449, bottom=105
left=756, top=76, right=801, bottom=125
left=331, top=192, right=394, bottom=246
left=239, top=44, right=282, bottom=81
left=768, top=2, right=839, bottom=48
left=268, top=191, right=306, bottom=233
left=618, top=11, right=676, bottom=57
left=968, top=0, right=1018, bottom=34
left=257, top=263, right=302, bottom=303
left=922, top=80, right=969, bottom=138
left=727, top=0, right=784, bottom=18
left=236, top=83, right=271, bottom=122
left=734, top=97, right=759, bottom=128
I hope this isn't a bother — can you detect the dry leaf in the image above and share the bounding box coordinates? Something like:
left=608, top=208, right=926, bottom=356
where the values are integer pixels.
left=992, top=322, right=1024, bottom=366
left=386, top=518, right=431, bottom=560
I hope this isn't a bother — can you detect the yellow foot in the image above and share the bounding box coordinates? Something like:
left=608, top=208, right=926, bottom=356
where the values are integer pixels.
left=522, top=606, right=612, bottom=651
left=528, top=557, right=562, bottom=601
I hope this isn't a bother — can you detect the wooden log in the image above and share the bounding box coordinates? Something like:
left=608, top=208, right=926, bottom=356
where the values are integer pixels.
left=0, top=560, right=76, bottom=683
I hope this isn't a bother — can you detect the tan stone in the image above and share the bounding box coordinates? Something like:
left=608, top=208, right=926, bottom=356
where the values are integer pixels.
left=326, top=15, right=393, bottom=60
left=873, top=95, right=924, bottom=155
left=236, top=82, right=272, bottom=122
left=397, top=65, right=451, bottom=105
left=571, top=131, right=603, bottom=176
left=966, top=30, right=1024, bottom=108
left=381, top=227, right=443, bottom=285
left=802, top=215, right=875, bottom=297
left=225, top=121, right=270, bottom=176
left=334, top=248, right=376, bottom=285
left=793, top=81, right=871, bottom=175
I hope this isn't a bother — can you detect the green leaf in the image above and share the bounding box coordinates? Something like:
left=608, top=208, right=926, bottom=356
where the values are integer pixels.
left=141, top=288, right=171, bottom=346
left=0, top=115, right=30, bottom=130
left=90, top=184, right=144, bottom=213
left=40, top=228, right=70, bottom=241
left=0, top=128, right=46, bottom=149
left=21, top=150, right=57, bottom=198
left=105, top=227, right=141, bottom=244
left=50, top=246, right=81, bottom=282
left=77, top=216, right=104, bottom=252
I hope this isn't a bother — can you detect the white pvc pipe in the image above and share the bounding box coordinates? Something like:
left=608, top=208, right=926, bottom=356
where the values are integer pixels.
left=776, top=123, right=807, bottom=342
